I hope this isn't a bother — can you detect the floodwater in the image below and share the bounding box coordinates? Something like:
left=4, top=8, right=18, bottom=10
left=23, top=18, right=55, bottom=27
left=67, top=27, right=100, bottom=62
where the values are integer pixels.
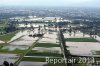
left=66, top=42, right=100, bottom=56
left=0, top=24, right=61, bottom=66
left=32, top=47, right=62, bottom=54
left=63, top=31, right=90, bottom=38
left=0, top=54, right=18, bottom=65
left=0, top=28, right=39, bottom=65
left=65, top=32, right=100, bottom=56
left=0, top=40, right=5, bottom=43
left=2, top=45, right=29, bottom=51
left=19, top=61, right=47, bottom=66
left=5, top=29, right=39, bottom=50
left=39, top=32, right=58, bottom=44
left=18, top=24, right=46, bottom=28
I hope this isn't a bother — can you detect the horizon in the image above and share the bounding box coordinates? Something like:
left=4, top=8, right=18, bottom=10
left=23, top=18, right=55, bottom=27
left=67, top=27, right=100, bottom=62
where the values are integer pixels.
left=0, top=0, right=100, bottom=7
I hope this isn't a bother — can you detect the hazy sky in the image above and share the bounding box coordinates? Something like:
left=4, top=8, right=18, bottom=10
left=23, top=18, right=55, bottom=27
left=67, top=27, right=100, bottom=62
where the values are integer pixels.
left=0, top=0, right=100, bottom=7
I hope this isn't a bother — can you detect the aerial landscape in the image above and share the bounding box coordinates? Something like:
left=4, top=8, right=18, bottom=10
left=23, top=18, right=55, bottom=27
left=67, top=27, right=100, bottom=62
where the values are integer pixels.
left=0, top=0, right=100, bottom=66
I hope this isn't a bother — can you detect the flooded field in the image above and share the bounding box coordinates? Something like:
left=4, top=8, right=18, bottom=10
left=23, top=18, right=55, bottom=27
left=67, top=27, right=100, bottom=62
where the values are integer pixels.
left=64, top=31, right=90, bottom=38
left=66, top=42, right=100, bottom=56
left=19, top=61, right=47, bottom=66
left=39, top=32, right=58, bottom=43
left=0, top=27, right=40, bottom=65
left=32, top=47, right=62, bottom=54
left=65, top=31, right=100, bottom=57
left=1, top=45, right=29, bottom=51
left=18, top=24, right=45, bottom=28
left=18, top=29, right=63, bottom=66
left=1, top=23, right=99, bottom=66
left=0, top=40, right=5, bottom=43
left=9, top=35, right=38, bottom=46
left=0, top=54, right=18, bottom=65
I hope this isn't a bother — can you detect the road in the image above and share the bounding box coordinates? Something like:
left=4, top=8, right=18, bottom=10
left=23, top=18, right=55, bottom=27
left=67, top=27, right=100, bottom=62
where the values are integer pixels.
left=58, top=29, right=73, bottom=66
left=14, top=38, right=41, bottom=66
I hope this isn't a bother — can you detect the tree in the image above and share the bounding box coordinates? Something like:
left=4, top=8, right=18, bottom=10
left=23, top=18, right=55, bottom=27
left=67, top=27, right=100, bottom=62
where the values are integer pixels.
left=73, top=30, right=76, bottom=36
left=5, top=24, right=17, bottom=33
left=68, top=26, right=72, bottom=36
left=38, top=25, right=41, bottom=34
left=3, top=61, right=9, bottom=66
left=10, top=63, right=13, bottom=66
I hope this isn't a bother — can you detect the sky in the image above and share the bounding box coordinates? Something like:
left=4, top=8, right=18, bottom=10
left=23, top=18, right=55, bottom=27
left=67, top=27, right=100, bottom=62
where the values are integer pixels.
left=0, top=0, right=100, bottom=7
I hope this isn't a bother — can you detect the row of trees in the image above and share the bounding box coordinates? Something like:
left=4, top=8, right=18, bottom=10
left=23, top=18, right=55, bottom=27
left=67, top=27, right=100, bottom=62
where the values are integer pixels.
left=4, top=24, right=17, bottom=33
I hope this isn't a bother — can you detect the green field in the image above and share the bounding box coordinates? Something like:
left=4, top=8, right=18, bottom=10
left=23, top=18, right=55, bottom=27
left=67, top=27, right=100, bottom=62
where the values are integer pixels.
left=0, top=48, right=27, bottom=54
left=26, top=52, right=63, bottom=57
left=21, top=42, right=63, bottom=64
left=73, top=64, right=87, bottom=66
left=0, top=23, right=8, bottom=33
left=0, top=24, right=8, bottom=27
left=22, top=57, right=64, bottom=63
left=64, top=38, right=98, bottom=42
left=22, top=57, right=46, bottom=62
left=0, top=31, right=17, bottom=42
left=35, top=43, right=60, bottom=47
left=43, top=63, right=66, bottom=66
left=0, top=43, right=5, bottom=49
left=95, top=51, right=100, bottom=55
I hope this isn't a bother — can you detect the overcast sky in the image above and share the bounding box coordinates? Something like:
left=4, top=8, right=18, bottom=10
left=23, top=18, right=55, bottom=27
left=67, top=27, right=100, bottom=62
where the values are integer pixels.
left=0, top=0, right=100, bottom=7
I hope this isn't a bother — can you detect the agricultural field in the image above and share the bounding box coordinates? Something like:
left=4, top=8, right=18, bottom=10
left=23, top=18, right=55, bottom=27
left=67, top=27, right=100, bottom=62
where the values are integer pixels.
left=65, top=31, right=100, bottom=56
left=0, top=29, right=39, bottom=65
left=64, top=38, right=98, bottom=42
left=0, top=31, right=17, bottom=42
left=19, top=31, right=64, bottom=66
